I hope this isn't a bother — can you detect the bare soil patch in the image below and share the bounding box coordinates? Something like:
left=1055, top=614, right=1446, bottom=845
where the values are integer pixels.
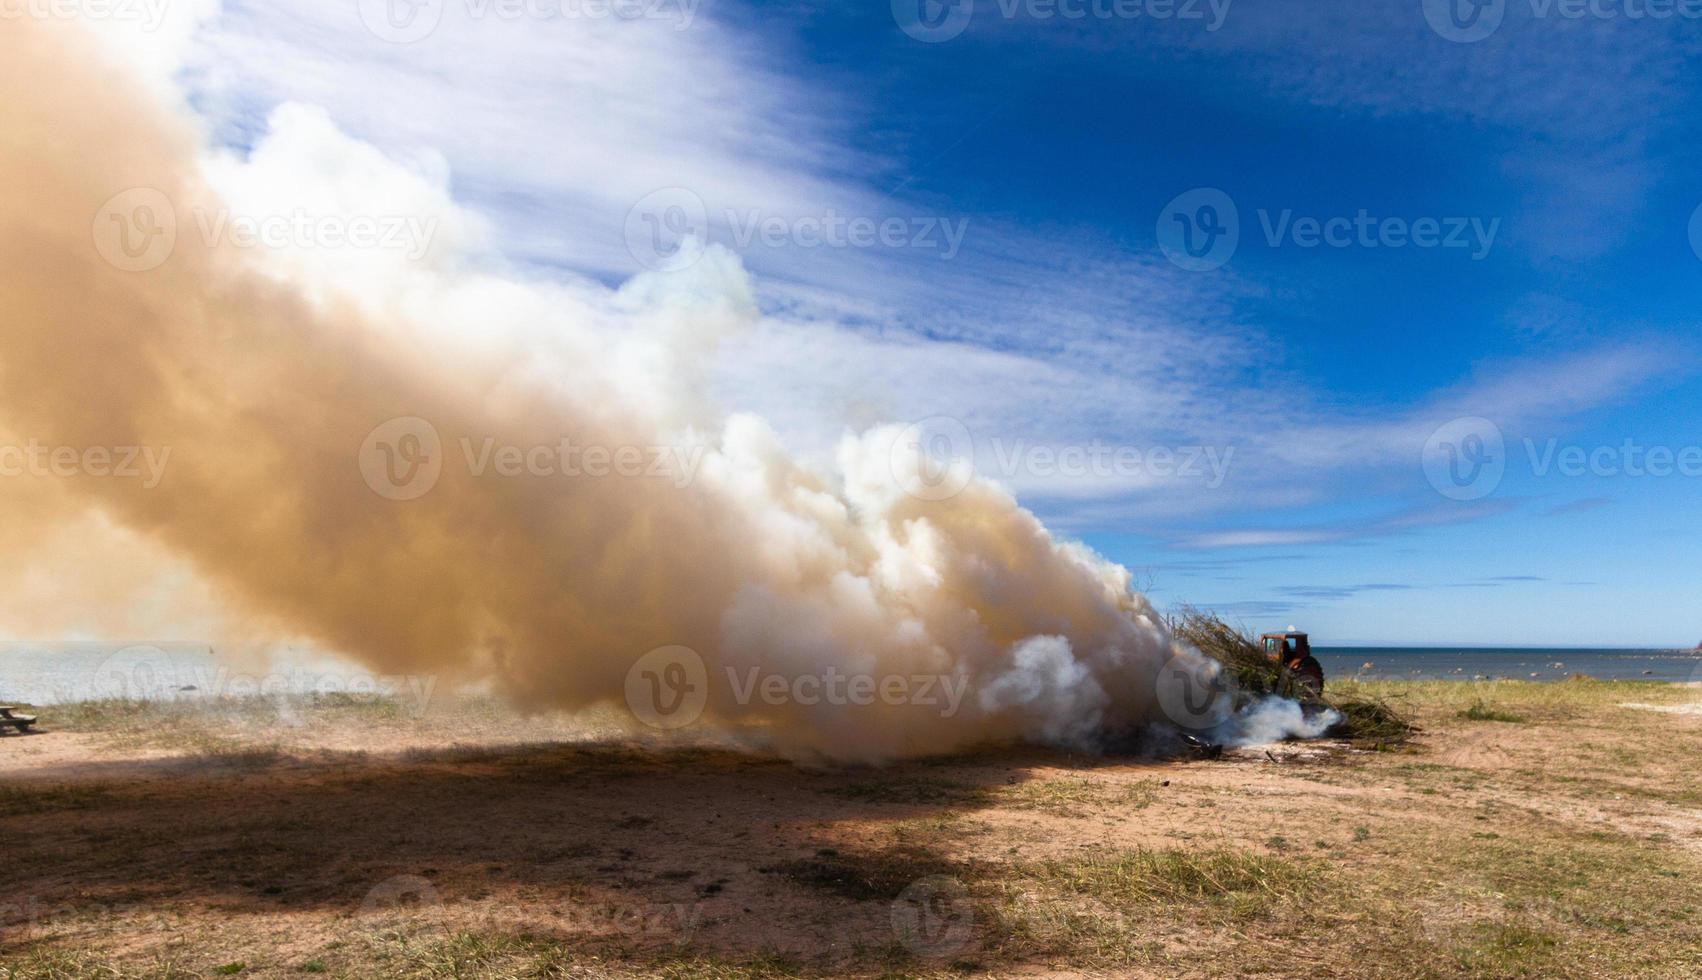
left=3, top=682, right=1701, bottom=978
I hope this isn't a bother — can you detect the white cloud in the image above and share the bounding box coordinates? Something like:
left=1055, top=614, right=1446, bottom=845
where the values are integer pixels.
left=181, top=0, right=872, bottom=280
left=1098, top=0, right=1692, bottom=260
left=132, top=0, right=1688, bottom=539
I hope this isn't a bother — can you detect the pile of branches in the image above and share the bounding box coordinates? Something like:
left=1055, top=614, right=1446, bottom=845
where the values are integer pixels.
left=1168, top=607, right=1416, bottom=747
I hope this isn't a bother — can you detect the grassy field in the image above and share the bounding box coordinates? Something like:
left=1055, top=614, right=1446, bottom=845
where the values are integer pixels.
left=2, top=679, right=1701, bottom=978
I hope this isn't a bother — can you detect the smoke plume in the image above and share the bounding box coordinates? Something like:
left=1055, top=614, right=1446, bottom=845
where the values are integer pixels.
left=0, top=17, right=1238, bottom=761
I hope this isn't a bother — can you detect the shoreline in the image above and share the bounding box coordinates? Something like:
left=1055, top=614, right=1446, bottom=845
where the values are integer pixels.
left=5, top=646, right=1701, bottom=709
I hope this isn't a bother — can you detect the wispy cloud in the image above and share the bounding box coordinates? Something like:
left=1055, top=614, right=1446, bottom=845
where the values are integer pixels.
left=1125, top=0, right=1697, bottom=261
left=1274, top=583, right=1413, bottom=600
left=1174, top=499, right=1519, bottom=549
left=186, top=0, right=867, bottom=281
left=160, top=1, right=1697, bottom=553
left=1539, top=496, right=1612, bottom=517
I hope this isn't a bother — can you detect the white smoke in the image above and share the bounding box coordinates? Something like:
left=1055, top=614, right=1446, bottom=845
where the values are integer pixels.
left=0, top=17, right=1337, bottom=764
left=1212, top=697, right=1341, bottom=748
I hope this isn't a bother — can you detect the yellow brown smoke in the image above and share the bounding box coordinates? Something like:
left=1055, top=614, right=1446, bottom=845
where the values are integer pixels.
left=0, top=17, right=1181, bottom=760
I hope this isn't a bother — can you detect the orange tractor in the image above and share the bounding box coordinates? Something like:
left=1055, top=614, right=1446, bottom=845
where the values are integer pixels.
left=1261, top=630, right=1324, bottom=695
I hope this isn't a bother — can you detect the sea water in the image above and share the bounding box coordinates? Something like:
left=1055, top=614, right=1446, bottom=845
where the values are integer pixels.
left=2, top=642, right=1697, bottom=706
left=1314, top=647, right=1702, bottom=683
left=0, top=642, right=415, bottom=705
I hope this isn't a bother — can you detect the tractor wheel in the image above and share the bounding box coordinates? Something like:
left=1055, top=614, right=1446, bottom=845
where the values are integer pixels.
left=1292, top=656, right=1325, bottom=696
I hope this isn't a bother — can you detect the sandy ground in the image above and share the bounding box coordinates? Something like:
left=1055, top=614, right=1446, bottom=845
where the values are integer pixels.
left=3, top=684, right=1702, bottom=979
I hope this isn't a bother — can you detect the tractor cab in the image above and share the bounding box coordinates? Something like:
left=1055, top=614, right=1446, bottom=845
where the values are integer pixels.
left=1260, top=628, right=1325, bottom=695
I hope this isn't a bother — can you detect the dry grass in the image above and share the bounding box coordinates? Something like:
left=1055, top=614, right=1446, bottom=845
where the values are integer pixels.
left=5, top=682, right=1702, bottom=978
left=0, top=782, right=121, bottom=817
left=1022, top=845, right=1319, bottom=907
left=1458, top=700, right=1529, bottom=723
left=999, top=775, right=1159, bottom=815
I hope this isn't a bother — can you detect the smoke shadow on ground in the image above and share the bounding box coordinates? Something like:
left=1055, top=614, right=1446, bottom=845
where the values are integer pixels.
left=0, top=739, right=1180, bottom=967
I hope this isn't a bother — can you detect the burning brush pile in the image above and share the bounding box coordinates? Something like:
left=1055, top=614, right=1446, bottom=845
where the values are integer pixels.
left=1, top=17, right=1410, bottom=767
left=1169, top=609, right=1416, bottom=749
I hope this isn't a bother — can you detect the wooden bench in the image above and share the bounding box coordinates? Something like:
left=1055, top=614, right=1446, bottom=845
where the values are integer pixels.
left=0, top=706, right=36, bottom=733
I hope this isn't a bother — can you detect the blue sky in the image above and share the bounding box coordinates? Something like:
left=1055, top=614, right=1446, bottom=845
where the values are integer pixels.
left=166, top=0, right=1700, bottom=646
